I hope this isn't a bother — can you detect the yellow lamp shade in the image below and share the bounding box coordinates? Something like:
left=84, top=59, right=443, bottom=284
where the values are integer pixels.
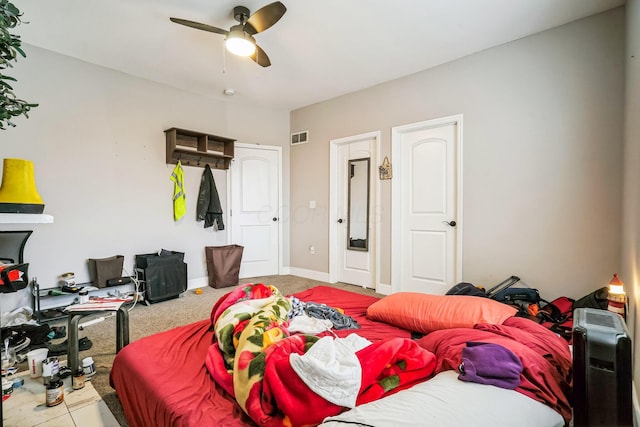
left=0, top=158, right=45, bottom=213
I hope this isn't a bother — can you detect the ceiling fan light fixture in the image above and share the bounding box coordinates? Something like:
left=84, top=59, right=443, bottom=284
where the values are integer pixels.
left=225, top=28, right=256, bottom=57
left=170, top=2, right=286, bottom=67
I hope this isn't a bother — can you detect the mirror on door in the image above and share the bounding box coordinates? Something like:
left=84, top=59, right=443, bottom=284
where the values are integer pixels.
left=347, top=158, right=370, bottom=251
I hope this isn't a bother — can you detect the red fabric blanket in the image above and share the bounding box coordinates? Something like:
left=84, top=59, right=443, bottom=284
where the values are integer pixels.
left=262, top=337, right=436, bottom=426
left=416, top=316, right=572, bottom=423
left=206, top=284, right=437, bottom=427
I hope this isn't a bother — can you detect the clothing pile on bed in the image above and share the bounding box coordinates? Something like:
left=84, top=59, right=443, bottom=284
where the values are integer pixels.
left=417, top=316, right=572, bottom=423
left=205, top=283, right=437, bottom=426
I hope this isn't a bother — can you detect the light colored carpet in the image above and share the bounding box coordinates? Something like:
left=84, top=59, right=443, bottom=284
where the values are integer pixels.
left=48, top=275, right=379, bottom=427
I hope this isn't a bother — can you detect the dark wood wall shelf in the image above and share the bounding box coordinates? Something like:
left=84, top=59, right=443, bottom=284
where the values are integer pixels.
left=165, top=127, right=235, bottom=170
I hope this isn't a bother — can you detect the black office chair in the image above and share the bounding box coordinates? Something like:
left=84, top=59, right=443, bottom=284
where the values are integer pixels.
left=0, top=230, right=32, bottom=264
left=0, top=263, right=29, bottom=293
left=0, top=230, right=32, bottom=293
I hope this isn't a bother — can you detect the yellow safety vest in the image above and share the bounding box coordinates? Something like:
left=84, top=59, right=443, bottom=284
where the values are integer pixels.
left=170, top=161, right=186, bottom=221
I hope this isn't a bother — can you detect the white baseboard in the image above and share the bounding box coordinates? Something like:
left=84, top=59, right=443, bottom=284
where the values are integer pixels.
left=286, top=269, right=392, bottom=296
left=633, top=381, right=640, bottom=427
left=376, top=283, right=392, bottom=295
left=288, top=267, right=330, bottom=283
left=187, top=276, right=209, bottom=290
left=230, top=267, right=391, bottom=295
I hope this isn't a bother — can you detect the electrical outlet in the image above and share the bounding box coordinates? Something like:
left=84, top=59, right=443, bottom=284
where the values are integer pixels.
left=309, top=245, right=315, bottom=255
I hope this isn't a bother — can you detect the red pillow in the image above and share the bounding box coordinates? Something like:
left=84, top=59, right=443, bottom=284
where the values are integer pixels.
left=367, top=293, right=517, bottom=333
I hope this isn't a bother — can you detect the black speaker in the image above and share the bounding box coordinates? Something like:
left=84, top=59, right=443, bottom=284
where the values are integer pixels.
left=106, top=277, right=132, bottom=287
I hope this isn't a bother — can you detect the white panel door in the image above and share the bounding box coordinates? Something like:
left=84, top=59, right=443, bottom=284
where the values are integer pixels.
left=392, top=117, right=462, bottom=294
left=230, top=145, right=280, bottom=278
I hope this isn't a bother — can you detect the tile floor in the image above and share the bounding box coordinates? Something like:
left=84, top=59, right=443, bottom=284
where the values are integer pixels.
left=3, top=370, right=119, bottom=427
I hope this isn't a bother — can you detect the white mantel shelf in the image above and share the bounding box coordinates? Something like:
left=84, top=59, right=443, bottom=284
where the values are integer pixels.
left=0, top=213, right=54, bottom=224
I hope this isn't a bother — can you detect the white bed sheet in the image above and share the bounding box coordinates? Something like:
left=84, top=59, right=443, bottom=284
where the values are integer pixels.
left=320, top=370, right=565, bottom=427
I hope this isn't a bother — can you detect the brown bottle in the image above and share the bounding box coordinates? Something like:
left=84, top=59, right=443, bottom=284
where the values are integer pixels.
left=72, top=368, right=85, bottom=390
left=45, top=372, right=64, bottom=407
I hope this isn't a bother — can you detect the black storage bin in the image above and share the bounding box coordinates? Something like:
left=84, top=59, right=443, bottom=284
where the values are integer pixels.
left=135, top=250, right=187, bottom=303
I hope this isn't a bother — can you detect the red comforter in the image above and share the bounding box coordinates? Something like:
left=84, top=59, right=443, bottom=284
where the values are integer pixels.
left=206, top=284, right=436, bottom=427
left=416, top=316, right=572, bottom=423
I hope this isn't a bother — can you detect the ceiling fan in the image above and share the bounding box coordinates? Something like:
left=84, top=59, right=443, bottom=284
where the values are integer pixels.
left=170, top=2, right=287, bottom=68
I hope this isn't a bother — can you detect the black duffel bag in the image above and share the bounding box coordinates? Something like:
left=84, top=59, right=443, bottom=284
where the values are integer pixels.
left=573, top=286, right=609, bottom=310
left=492, top=287, right=541, bottom=304
left=446, top=282, right=487, bottom=297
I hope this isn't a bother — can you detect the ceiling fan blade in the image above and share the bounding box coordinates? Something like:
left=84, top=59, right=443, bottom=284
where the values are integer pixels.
left=251, top=45, right=271, bottom=67
left=244, top=1, right=286, bottom=35
left=169, top=17, right=228, bottom=35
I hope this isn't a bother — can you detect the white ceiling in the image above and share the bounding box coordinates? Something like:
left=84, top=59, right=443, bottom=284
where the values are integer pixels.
left=16, top=0, right=625, bottom=111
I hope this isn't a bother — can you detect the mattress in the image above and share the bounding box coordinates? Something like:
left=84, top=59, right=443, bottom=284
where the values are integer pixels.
left=320, top=370, right=564, bottom=427
left=110, top=285, right=569, bottom=427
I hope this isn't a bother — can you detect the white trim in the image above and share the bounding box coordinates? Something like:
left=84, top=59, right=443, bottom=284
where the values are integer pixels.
left=633, top=381, right=640, bottom=427
left=187, top=276, right=209, bottom=290
left=376, top=282, right=392, bottom=295
left=375, top=133, right=383, bottom=294
left=230, top=143, right=284, bottom=275
left=0, top=213, right=54, bottom=224
left=225, top=166, right=232, bottom=246
left=289, top=267, right=330, bottom=283
left=391, top=114, right=464, bottom=294
left=329, top=131, right=381, bottom=289
left=329, top=143, right=339, bottom=283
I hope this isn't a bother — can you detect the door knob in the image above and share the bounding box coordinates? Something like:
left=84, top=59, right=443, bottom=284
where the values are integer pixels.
left=443, top=220, right=456, bottom=227
left=272, top=217, right=278, bottom=222
left=337, top=218, right=344, bottom=224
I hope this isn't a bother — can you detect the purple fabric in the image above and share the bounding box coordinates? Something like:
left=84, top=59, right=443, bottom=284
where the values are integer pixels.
left=458, top=341, right=523, bottom=389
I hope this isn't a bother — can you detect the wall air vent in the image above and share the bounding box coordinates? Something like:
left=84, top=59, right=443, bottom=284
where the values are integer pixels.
left=291, top=131, right=309, bottom=146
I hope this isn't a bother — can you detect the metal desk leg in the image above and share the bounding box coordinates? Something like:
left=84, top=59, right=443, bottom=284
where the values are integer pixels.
left=67, top=308, right=130, bottom=375
left=116, top=306, right=129, bottom=352
left=67, top=314, right=82, bottom=374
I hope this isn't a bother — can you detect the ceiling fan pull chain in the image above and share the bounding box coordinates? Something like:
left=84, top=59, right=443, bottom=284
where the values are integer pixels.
left=222, top=46, right=226, bottom=74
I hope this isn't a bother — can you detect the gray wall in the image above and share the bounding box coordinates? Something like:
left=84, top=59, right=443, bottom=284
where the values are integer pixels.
left=0, top=46, right=290, bottom=311
left=290, top=9, right=625, bottom=301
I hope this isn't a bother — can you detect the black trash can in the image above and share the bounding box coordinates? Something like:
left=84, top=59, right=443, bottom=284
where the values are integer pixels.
left=205, top=245, right=243, bottom=288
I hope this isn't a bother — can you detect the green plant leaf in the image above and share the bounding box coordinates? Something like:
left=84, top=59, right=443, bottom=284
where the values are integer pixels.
left=0, top=0, right=37, bottom=130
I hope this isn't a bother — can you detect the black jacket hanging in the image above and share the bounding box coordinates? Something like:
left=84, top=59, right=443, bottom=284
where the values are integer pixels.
left=196, top=164, right=224, bottom=230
